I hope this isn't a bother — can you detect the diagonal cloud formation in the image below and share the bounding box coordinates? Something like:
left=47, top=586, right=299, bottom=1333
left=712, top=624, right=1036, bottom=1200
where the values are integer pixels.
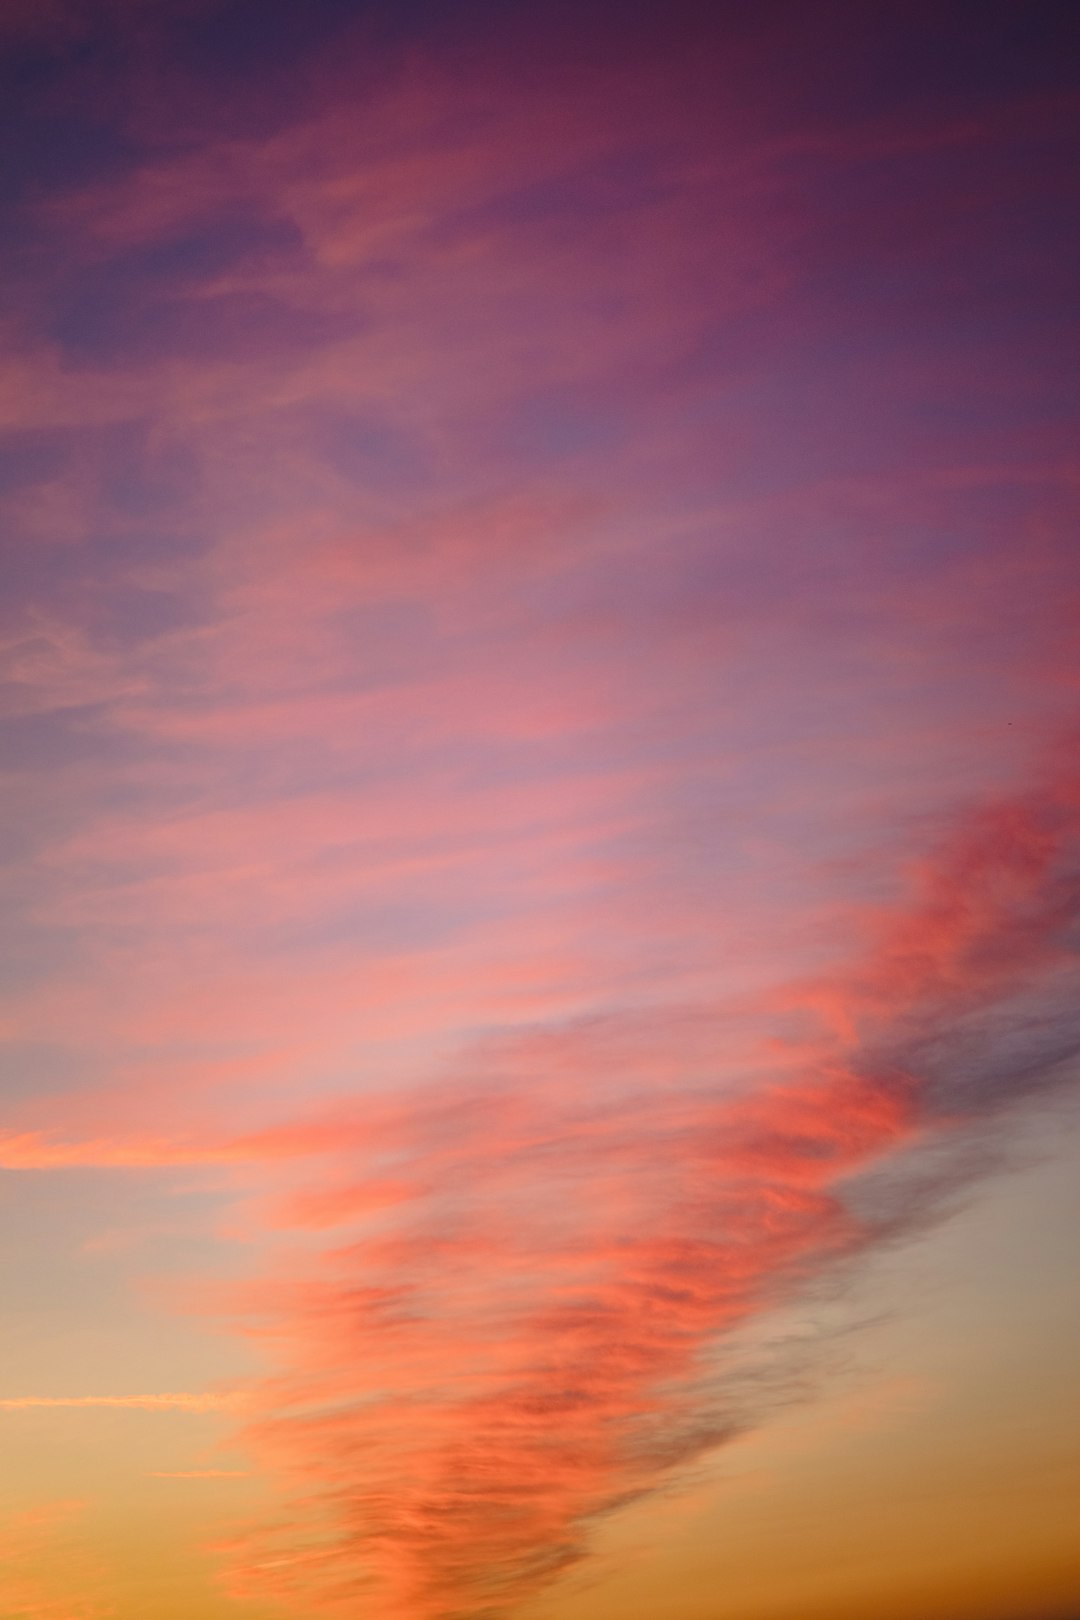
left=212, top=758, right=1080, bottom=1619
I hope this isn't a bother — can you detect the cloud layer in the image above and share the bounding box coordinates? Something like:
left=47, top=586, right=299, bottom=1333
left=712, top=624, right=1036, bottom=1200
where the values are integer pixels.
left=210, top=760, right=1080, bottom=1618
left=1, top=5, right=1078, bottom=1619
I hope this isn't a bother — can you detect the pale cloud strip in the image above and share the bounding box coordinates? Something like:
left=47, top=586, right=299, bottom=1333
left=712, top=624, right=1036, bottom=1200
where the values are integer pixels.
left=148, top=1469, right=249, bottom=1478
left=0, top=1394, right=240, bottom=1412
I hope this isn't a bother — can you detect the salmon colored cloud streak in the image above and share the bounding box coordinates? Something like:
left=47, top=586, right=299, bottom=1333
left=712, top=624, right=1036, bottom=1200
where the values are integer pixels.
left=216, top=763, right=1080, bottom=1619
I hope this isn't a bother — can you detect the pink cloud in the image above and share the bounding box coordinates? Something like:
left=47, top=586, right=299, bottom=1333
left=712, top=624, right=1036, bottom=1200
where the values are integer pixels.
left=202, top=757, right=1080, bottom=1618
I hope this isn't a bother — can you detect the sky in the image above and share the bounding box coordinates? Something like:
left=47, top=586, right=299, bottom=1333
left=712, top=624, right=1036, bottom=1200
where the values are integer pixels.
left=0, top=2, right=1079, bottom=1618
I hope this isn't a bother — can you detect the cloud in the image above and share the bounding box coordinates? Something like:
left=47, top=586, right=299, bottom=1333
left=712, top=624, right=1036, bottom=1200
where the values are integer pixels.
left=0, top=1392, right=238, bottom=1411
left=0, top=1132, right=241, bottom=1169
left=149, top=1469, right=248, bottom=1478
left=205, top=757, right=1080, bottom=1618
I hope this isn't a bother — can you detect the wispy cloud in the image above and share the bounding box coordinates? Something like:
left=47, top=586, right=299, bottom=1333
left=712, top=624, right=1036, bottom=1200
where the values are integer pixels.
left=0, top=1133, right=244, bottom=1169
left=0, top=1394, right=239, bottom=1412
left=148, top=1470, right=249, bottom=1479
left=211, top=759, right=1080, bottom=1618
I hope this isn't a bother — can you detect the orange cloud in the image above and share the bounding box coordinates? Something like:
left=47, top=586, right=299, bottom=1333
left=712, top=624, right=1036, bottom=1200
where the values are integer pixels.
left=207, top=759, right=1080, bottom=1618
left=0, top=1132, right=244, bottom=1169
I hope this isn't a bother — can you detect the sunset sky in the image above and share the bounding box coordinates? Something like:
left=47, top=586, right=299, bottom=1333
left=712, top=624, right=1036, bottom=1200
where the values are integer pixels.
left=1, top=3, right=1079, bottom=1618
